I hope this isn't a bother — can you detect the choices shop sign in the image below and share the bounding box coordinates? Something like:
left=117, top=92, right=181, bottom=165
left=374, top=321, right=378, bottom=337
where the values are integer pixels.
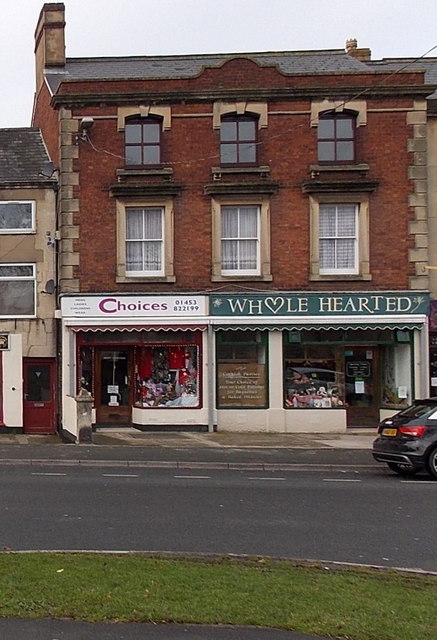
left=61, top=295, right=207, bottom=318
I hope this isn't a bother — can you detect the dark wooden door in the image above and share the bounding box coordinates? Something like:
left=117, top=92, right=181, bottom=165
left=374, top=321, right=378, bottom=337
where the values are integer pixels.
left=23, top=358, right=56, bottom=434
left=345, top=346, right=380, bottom=427
left=95, top=348, right=132, bottom=425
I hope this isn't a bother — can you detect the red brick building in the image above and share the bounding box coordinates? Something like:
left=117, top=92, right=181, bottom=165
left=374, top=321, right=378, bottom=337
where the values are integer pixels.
left=32, top=4, right=432, bottom=438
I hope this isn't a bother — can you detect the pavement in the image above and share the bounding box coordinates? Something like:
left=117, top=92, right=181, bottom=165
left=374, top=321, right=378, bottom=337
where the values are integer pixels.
left=0, top=427, right=378, bottom=469
left=93, top=428, right=377, bottom=449
left=0, top=426, right=376, bottom=452
left=0, top=428, right=377, bottom=640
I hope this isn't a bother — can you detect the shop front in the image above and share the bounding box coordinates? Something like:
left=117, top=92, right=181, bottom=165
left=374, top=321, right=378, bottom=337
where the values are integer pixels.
left=211, top=291, right=430, bottom=432
left=60, top=291, right=429, bottom=437
left=60, top=294, right=208, bottom=439
left=429, top=300, right=437, bottom=397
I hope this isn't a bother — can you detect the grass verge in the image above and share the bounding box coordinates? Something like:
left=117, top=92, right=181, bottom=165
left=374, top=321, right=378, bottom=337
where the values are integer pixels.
left=0, top=553, right=435, bottom=640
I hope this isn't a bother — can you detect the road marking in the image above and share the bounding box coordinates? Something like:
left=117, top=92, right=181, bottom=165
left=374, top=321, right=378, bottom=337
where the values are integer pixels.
left=323, top=478, right=362, bottom=482
left=174, top=475, right=210, bottom=479
left=102, top=474, right=139, bottom=478
left=400, top=480, right=436, bottom=484
left=248, top=477, right=286, bottom=481
left=31, top=472, right=67, bottom=476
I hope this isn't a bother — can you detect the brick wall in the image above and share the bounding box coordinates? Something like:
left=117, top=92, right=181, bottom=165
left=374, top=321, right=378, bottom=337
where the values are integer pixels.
left=34, top=59, right=427, bottom=294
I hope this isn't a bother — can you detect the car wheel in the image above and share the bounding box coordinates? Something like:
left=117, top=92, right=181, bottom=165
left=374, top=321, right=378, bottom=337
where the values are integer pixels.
left=386, top=461, right=419, bottom=477
left=425, top=448, right=437, bottom=480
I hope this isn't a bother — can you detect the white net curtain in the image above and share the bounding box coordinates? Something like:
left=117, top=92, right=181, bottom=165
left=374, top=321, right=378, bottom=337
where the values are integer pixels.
left=221, top=205, right=259, bottom=272
left=126, top=207, right=163, bottom=274
left=319, top=203, right=357, bottom=272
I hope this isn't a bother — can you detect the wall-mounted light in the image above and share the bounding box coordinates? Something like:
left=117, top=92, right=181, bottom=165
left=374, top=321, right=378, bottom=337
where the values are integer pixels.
left=76, top=117, right=94, bottom=142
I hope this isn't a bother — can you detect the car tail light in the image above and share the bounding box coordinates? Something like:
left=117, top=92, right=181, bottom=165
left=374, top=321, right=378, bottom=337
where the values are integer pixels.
left=398, top=425, right=428, bottom=438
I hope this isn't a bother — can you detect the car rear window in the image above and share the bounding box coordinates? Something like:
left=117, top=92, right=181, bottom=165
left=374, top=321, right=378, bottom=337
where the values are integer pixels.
left=396, top=402, right=437, bottom=420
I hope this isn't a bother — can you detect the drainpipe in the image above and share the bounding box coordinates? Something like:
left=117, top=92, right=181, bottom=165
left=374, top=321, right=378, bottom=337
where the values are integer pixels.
left=207, top=323, right=215, bottom=432
left=419, top=318, right=430, bottom=397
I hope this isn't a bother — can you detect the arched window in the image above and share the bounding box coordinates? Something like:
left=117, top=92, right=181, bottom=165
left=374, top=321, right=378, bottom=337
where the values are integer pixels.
left=220, top=115, right=258, bottom=165
left=317, top=111, right=356, bottom=162
left=125, top=116, right=162, bottom=166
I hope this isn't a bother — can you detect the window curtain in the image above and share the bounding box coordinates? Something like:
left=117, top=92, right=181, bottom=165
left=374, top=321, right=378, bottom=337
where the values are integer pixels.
left=319, top=204, right=356, bottom=271
left=126, top=207, right=163, bottom=272
left=221, top=206, right=258, bottom=271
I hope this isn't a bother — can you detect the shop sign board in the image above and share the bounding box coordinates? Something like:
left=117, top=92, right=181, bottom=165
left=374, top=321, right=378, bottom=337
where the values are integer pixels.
left=346, top=361, right=371, bottom=378
left=61, top=295, right=207, bottom=318
left=210, top=292, right=429, bottom=317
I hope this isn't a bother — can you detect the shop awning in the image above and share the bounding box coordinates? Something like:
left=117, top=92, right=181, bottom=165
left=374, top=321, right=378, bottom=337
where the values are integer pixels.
left=212, top=321, right=424, bottom=331
left=69, top=324, right=207, bottom=332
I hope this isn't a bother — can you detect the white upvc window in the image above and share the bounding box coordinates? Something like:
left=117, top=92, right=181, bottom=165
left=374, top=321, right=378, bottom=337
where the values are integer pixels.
left=221, top=205, right=260, bottom=275
left=125, top=206, right=164, bottom=277
left=0, top=263, right=36, bottom=317
left=0, top=201, right=35, bottom=233
left=319, top=203, right=358, bottom=274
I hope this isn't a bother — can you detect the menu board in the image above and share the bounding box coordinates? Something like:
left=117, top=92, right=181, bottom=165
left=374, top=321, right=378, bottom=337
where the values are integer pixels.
left=217, top=364, right=267, bottom=407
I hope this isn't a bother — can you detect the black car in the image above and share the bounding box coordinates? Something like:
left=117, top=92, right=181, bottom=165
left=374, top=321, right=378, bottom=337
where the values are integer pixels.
left=372, top=398, right=437, bottom=479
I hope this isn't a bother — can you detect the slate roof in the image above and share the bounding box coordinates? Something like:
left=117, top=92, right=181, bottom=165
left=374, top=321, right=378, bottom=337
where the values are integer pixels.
left=0, top=128, right=55, bottom=185
left=44, top=49, right=371, bottom=93
left=367, top=58, right=437, bottom=99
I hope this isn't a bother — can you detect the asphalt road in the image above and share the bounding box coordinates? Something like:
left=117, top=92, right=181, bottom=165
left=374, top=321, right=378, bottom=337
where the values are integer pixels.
left=0, top=618, right=320, bottom=640
left=0, top=442, right=374, bottom=466
left=1, top=464, right=435, bottom=572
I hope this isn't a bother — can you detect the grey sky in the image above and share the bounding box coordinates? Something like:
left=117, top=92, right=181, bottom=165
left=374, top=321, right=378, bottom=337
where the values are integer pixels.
left=2, top=0, right=437, bottom=128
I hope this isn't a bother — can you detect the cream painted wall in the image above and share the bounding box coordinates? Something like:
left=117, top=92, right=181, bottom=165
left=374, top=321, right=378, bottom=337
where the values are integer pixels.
left=2, top=334, right=23, bottom=427
left=0, top=187, right=57, bottom=429
left=0, top=187, right=57, bottom=359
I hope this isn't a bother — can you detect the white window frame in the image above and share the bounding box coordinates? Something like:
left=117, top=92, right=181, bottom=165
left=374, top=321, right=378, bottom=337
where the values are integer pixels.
left=125, top=206, right=164, bottom=277
left=116, top=198, right=175, bottom=283
left=0, top=201, right=35, bottom=233
left=309, top=194, right=371, bottom=281
left=0, top=263, right=36, bottom=317
left=319, top=203, right=358, bottom=275
left=211, top=196, right=272, bottom=281
left=221, top=204, right=260, bottom=276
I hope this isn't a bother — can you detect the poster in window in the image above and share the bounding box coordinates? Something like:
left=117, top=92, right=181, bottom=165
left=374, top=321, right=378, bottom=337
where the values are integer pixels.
left=218, top=364, right=267, bottom=408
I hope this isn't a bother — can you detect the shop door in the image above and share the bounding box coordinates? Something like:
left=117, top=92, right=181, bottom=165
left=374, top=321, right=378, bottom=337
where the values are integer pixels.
left=344, top=347, right=380, bottom=427
left=96, top=348, right=132, bottom=425
left=23, top=358, right=56, bottom=434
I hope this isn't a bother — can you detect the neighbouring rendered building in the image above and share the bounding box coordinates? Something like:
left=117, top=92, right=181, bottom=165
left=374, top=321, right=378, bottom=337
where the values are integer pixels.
left=0, top=128, right=57, bottom=433
left=32, top=3, right=434, bottom=440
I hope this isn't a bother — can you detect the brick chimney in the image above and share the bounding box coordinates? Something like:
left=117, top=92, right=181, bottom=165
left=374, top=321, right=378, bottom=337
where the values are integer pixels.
left=345, top=38, right=371, bottom=61
left=34, top=3, right=66, bottom=91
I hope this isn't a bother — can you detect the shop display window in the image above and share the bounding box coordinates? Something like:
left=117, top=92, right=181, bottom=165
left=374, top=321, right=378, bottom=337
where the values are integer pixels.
left=216, top=330, right=268, bottom=408
left=134, top=344, right=199, bottom=408
left=283, top=340, right=345, bottom=409
left=430, top=335, right=437, bottom=396
left=79, top=346, right=94, bottom=395
left=381, top=343, right=411, bottom=408
left=76, top=331, right=202, bottom=411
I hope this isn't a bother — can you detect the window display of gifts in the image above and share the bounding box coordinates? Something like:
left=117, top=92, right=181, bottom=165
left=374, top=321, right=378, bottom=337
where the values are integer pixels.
left=135, top=345, right=199, bottom=408
left=152, top=348, right=169, bottom=381
left=285, top=384, right=344, bottom=409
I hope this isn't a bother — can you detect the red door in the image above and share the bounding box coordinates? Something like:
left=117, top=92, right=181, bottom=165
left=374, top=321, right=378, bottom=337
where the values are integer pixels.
left=23, top=358, right=56, bottom=434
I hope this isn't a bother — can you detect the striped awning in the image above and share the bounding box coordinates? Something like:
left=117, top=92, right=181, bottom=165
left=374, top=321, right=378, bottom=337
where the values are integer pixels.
left=70, top=324, right=206, bottom=332
left=213, top=322, right=423, bottom=331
